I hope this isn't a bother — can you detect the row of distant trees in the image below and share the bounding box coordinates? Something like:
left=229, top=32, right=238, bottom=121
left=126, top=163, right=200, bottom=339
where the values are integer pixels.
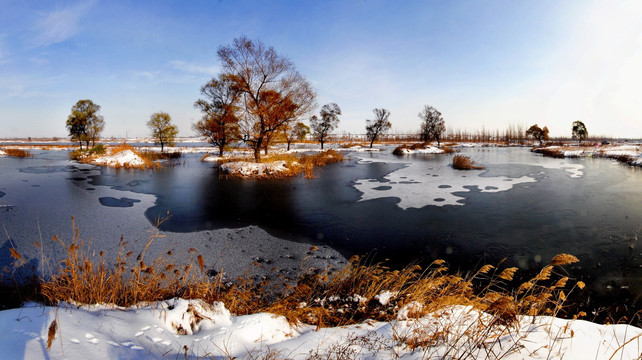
left=66, top=101, right=179, bottom=152
left=65, top=36, right=590, bottom=157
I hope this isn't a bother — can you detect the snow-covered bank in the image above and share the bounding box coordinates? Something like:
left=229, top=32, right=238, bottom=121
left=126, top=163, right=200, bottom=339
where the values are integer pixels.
left=534, top=145, right=642, bottom=167
left=393, top=145, right=445, bottom=155
left=0, top=149, right=6, bottom=156
left=220, top=160, right=296, bottom=177
left=90, top=149, right=145, bottom=167
left=4, top=300, right=641, bottom=360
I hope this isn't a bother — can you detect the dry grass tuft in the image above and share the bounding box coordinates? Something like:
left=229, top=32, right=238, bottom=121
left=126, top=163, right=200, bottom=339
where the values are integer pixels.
left=2, top=148, right=32, bottom=158
left=550, top=254, right=579, bottom=266
left=46, top=319, right=57, bottom=350
left=37, top=217, right=215, bottom=306
left=533, top=147, right=567, bottom=158
left=138, top=150, right=182, bottom=162
left=392, top=145, right=411, bottom=155
left=441, top=146, right=456, bottom=154
left=452, top=155, right=485, bottom=170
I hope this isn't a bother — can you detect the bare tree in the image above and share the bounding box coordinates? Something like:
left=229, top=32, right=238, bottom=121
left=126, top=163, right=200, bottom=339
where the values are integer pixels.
left=193, top=75, right=241, bottom=155
left=572, top=120, right=588, bottom=143
left=147, top=112, right=178, bottom=152
left=526, top=124, right=549, bottom=146
left=418, top=105, right=446, bottom=146
left=218, top=36, right=316, bottom=161
left=310, top=103, right=341, bottom=149
left=365, top=108, right=392, bottom=148
left=282, top=121, right=310, bottom=151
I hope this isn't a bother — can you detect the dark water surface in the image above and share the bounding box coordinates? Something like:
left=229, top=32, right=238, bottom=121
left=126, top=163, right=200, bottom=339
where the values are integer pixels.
left=1, top=147, right=642, bottom=319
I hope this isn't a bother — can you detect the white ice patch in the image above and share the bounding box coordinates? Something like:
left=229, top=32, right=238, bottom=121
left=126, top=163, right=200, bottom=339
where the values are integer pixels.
left=354, top=156, right=537, bottom=209
left=538, top=161, right=584, bottom=178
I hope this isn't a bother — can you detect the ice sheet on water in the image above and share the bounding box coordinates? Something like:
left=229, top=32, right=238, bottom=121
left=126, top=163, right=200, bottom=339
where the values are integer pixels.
left=354, top=155, right=538, bottom=209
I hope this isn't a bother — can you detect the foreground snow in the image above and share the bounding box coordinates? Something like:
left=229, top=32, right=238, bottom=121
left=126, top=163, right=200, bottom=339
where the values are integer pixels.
left=3, top=299, right=641, bottom=360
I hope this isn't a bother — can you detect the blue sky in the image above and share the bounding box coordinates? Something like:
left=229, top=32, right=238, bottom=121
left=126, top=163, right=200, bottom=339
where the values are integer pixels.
left=1, top=0, right=641, bottom=139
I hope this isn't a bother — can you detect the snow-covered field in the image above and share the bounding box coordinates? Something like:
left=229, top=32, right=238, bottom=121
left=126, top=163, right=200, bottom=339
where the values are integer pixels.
left=3, top=299, right=641, bottom=360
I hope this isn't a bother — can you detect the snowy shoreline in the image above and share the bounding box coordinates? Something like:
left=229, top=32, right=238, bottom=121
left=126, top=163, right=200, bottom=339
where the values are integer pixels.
left=3, top=299, right=641, bottom=359
left=533, top=144, right=642, bottom=167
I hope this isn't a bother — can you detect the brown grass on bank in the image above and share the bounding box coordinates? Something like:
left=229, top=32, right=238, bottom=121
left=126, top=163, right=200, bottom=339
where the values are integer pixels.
left=219, top=150, right=344, bottom=179
left=533, top=147, right=567, bottom=158
left=452, top=155, right=485, bottom=170
left=1, top=148, right=31, bottom=158
left=441, top=146, right=456, bottom=154
left=6, top=218, right=587, bottom=333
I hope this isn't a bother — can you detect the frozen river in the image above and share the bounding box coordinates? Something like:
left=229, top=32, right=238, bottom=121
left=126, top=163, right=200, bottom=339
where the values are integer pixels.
left=1, top=146, right=641, bottom=318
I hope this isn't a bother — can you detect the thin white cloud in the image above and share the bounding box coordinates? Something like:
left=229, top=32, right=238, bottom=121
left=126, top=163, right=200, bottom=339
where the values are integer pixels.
left=30, top=1, right=94, bottom=48
left=0, top=74, right=62, bottom=98
left=169, top=60, right=219, bottom=75
left=131, top=71, right=161, bottom=80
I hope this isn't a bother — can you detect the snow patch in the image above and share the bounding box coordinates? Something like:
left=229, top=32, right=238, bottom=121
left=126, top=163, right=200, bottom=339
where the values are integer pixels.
left=395, top=146, right=444, bottom=154
left=91, top=150, right=145, bottom=167
left=374, top=291, right=397, bottom=305
left=162, top=299, right=231, bottom=335
left=202, top=155, right=223, bottom=162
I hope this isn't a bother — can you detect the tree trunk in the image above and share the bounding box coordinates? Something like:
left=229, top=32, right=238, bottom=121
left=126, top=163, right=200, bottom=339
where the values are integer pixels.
left=253, top=138, right=263, bottom=162
left=320, top=141, right=324, bottom=150
left=218, top=143, right=225, bottom=156
left=287, top=141, right=291, bottom=151
left=369, top=137, right=375, bottom=148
